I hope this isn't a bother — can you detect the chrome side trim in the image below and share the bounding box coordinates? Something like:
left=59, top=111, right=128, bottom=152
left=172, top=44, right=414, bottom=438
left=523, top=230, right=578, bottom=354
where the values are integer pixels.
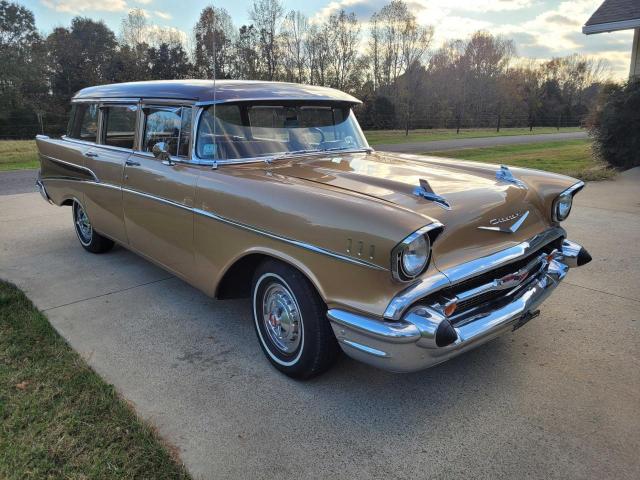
left=40, top=154, right=99, bottom=182
left=47, top=175, right=385, bottom=271
left=36, top=178, right=54, bottom=204
left=122, top=187, right=193, bottom=212
left=383, top=227, right=565, bottom=320
left=194, top=207, right=387, bottom=271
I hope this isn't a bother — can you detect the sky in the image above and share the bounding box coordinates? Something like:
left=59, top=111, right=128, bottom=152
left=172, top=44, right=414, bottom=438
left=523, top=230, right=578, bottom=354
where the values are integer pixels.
left=18, top=0, right=635, bottom=79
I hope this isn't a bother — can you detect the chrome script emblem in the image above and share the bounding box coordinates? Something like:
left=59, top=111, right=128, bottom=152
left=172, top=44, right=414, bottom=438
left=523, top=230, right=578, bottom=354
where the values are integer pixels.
left=478, top=210, right=529, bottom=233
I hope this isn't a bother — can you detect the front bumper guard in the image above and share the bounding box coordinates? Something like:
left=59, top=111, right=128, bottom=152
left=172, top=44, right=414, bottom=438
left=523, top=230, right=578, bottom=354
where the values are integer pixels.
left=327, top=239, right=589, bottom=372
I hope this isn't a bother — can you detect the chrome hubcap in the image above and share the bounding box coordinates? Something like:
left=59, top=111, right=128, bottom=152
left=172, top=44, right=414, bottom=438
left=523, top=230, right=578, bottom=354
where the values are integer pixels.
left=262, top=283, right=302, bottom=354
left=75, top=204, right=92, bottom=244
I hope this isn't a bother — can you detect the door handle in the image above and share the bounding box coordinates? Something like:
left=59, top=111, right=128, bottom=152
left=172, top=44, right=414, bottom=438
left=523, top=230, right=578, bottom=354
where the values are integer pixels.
left=85, top=152, right=98, bottom=158
left=125, top=160, right=141, bottom=166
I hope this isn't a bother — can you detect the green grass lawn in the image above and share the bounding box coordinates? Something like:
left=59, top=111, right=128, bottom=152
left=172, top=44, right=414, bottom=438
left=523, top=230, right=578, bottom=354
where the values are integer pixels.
left=364, top=126, right=582, bottom=146
left=428, top=139, right=614, bottom=181
left=0, top=140, right=39, bottom=171
left=0, top=280, right=191, bottom=480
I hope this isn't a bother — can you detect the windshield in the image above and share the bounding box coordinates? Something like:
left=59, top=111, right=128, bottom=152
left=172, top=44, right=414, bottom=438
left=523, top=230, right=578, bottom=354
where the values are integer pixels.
left=195, top=102, right=368, bottom=161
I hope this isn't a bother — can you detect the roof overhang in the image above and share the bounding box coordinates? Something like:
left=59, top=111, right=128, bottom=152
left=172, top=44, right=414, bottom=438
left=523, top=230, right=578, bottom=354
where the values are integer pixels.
left=583, top=17, right=640, bottom=34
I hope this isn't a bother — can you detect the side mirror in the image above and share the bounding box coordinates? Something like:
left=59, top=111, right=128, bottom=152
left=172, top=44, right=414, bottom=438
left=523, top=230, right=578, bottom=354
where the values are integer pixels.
left=152, top=142, right=171, bottom=161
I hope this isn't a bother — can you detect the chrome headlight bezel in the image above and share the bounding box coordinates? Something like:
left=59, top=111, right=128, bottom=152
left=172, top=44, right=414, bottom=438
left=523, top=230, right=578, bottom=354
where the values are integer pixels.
left=552, top=181, right=584, bottom=222
left=391, top=223, right=443, bottom=282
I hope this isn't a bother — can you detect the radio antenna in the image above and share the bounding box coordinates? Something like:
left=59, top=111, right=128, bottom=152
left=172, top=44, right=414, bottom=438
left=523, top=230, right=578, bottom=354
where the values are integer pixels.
left=211, top=9, right=218, bottom=168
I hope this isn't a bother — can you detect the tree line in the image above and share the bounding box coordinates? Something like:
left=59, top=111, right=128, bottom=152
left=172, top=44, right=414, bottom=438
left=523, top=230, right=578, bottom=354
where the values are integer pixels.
left=0, top=0, right=610, bottom=139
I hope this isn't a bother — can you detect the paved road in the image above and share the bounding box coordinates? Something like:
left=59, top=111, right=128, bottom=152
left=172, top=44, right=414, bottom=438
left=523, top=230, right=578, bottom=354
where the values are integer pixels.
left=0, top=169, right=37, bottom=196
left=375, top=131, right=588, bottom=153
left=0, top=169, right=638, bottom=479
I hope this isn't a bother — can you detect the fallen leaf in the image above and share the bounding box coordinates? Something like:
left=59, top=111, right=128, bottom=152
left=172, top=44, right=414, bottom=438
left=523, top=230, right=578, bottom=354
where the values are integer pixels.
left=15, top=381, right=30, bottom=390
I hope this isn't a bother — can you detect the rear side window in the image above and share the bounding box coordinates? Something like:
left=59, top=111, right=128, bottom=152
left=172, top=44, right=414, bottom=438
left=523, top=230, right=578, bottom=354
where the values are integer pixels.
left=102, top=105, right=137, bottom=149
left=68, top=103, right=99, bottom=142
left=142, top=106, right=191, bottom=158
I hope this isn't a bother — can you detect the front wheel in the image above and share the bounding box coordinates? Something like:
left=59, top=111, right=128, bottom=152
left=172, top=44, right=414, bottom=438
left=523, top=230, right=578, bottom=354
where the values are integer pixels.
left=252, top=260, right=340, bottom=379
left=73, top=200, right=114, bottom=254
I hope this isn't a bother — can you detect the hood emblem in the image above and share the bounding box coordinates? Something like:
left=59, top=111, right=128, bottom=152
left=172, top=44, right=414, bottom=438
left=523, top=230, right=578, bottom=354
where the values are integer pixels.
left=478, top=210, right=529, bottom=233
left=414, top=179, right=451, bottom=210
left=496, top=165, right=526, bottom=189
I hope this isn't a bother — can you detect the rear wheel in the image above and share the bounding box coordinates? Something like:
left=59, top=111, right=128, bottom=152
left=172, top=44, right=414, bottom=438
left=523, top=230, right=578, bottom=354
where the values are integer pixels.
left=73, top=200, right=114, bottom=254
left=251, top=259, right=340, bottom=379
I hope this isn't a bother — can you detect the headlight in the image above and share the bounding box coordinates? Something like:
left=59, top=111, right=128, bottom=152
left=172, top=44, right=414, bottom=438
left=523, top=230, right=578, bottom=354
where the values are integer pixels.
left=553, top=193, right=573, bottom=221
left=402, top=234, right=429, bottom=277
left=392, top=225, right=441, bottom=282
left=552, top=181, right=584, bottom=222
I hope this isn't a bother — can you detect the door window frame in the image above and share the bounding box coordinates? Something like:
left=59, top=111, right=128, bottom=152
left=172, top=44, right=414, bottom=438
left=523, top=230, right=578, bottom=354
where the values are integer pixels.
left=134, top=100, right=198, bottom=164
left=98, top=102, right=140, bottom=152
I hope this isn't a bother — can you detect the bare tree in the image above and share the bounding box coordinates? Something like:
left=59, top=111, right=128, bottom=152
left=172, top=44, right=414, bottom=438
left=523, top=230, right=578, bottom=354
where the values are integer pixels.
left=327, top=10, right=360, bottom=90
left=249, top=0, right=284, bottom=80
left=281, top=10, right=308, bottom=83
left=194, top=6, right=235, bottom=79
left=234, top=24, right=260, bottom=79
left=306, top=23, right=331, bottom=86
left=369, top=0, right=433, bottom=87
left=120, top=8, right=147, bottom=49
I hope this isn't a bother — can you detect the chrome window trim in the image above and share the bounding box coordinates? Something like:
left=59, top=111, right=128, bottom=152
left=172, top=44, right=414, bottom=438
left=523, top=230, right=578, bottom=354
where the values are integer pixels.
left=383, top=227, right=566, bottom=320
left=62, top=136, right=97, bottom=147
left=190, top=104, right=372, bottom=167
left=92, top=143, right=134, bottom=155
left=72, top=97, right=140, bottom=104
left=138, top=103, right=196, bottom=162
left=98, top=103, right=138, bottom=150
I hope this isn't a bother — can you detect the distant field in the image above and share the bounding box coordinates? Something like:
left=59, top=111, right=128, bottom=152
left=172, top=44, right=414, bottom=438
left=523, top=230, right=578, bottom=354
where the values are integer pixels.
left=428, top=139, right=614, bottom=181
left=364, top=127, right=583, bottom=146
left=0, top=140, right=38, bottom=171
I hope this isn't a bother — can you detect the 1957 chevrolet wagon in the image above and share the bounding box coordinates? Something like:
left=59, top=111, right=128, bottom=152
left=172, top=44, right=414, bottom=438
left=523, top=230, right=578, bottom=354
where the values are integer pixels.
left=36, top=80, right=592, bottom=378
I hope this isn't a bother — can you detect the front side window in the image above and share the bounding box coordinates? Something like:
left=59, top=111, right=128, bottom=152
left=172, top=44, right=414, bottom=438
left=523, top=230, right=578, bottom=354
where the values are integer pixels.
left=142, top=106, right=192, bottom=158
left=196, top=102, right=368, bottom=161
left=68, top=103, right=99, bottom=142
left=102, top=105, right=137, bottom=149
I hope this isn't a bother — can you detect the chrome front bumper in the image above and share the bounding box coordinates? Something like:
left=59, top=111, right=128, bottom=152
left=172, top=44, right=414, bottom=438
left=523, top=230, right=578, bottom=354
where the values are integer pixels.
left=327, top=237, right=590, bottom=373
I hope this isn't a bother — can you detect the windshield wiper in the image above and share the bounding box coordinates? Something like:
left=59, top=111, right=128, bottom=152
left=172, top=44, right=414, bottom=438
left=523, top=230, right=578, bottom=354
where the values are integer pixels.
left=265, top=146, right=372, bottom=164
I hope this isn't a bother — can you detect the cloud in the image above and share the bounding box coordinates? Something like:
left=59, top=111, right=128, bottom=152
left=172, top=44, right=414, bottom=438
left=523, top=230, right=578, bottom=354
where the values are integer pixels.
left=154, top=10, right=172, bottom=20
left=134, top=0, right=153, bottom=3
left=41, top=0, right=128, bottom=13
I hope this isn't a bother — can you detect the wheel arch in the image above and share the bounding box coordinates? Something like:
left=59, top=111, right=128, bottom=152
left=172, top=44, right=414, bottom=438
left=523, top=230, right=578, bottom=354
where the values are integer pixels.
left=214, top=249, right=327, bottom=303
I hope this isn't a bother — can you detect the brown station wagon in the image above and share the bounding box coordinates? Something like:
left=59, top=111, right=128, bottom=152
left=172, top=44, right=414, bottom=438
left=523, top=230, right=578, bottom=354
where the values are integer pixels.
left=35, top=80, right=592, bottom=378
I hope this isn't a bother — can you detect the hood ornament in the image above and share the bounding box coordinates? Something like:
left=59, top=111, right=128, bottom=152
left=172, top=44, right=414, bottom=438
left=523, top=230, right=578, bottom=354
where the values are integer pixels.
left=413, top=178, right=451, bottom=210
left=478, top=210, right=529, bottom=233
left=496, top=165, right=526, bottom=188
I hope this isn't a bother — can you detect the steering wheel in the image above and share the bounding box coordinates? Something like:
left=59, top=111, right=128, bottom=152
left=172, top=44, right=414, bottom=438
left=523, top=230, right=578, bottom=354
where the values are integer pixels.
left=310, top=127, right=325, bottom=145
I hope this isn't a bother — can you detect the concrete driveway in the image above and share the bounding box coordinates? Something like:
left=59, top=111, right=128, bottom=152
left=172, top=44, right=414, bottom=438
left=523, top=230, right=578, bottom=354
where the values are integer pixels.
left=375, top=131, right=588, bottom=153
left=0, top=168, right=638, bottom=479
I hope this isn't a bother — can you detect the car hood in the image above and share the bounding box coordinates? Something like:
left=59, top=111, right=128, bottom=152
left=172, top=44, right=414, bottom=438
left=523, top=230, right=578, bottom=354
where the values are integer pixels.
left=270, top=151, right=568, bottom=270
